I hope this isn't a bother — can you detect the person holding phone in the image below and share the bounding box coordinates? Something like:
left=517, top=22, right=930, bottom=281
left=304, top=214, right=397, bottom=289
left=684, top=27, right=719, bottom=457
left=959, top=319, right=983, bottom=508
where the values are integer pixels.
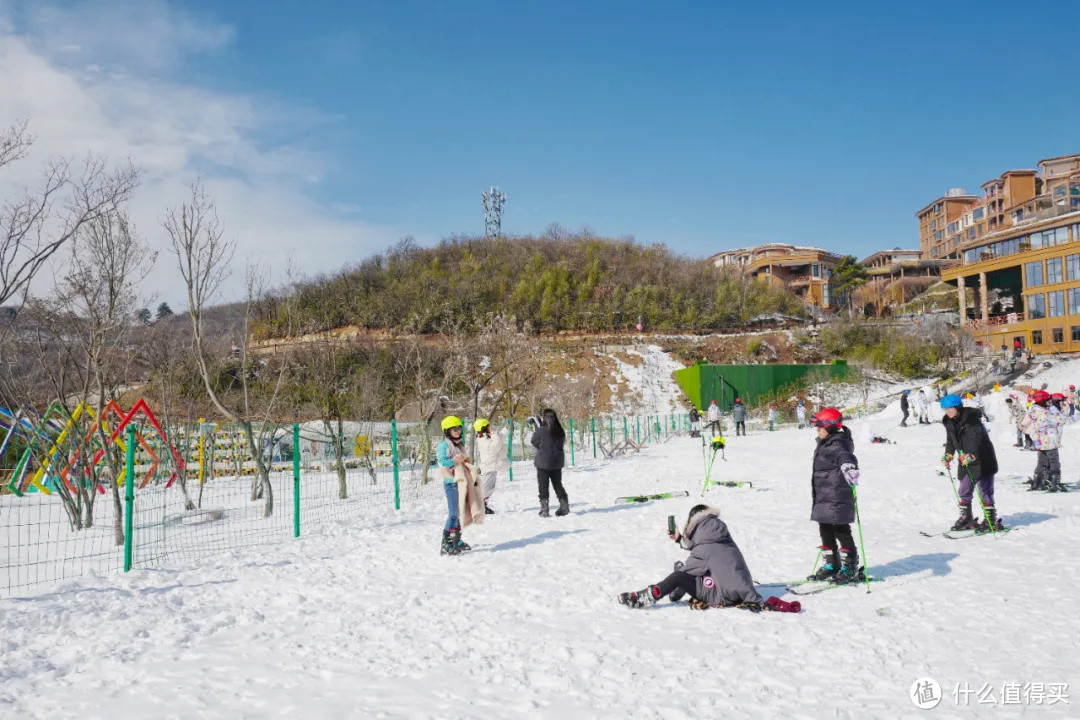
left=531, top=408, right=569, bottom=517
left=617, top=504, right=762, bottom=609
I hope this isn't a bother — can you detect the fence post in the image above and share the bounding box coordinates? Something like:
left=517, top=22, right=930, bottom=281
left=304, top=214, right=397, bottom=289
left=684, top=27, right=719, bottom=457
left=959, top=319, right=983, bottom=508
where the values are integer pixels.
left=123, top=424, right=135, bottom=572
left=623, top=416, right=628, bottom=441
left=507, top=419, right=514, bottom=482
left=636, top=416, right=640, bottom=444
left=569, top=418, right=576, bottom=466
left=292, top=423, right=301, bottom=537
left=391, top=419, right=401, bottom=510
left=591, top=417, right=597, bottom=458
left=197, top=416, right=205, bottom=485
left=609, top=417, right=614, bottom=444
left=646, top=415, right=650, bottom=443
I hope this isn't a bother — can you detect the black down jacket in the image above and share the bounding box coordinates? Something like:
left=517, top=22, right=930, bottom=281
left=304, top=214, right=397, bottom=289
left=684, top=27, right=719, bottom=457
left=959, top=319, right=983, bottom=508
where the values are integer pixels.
left=942, top=407, right=998, bottom=481
left=810, top=427, right=858, bottom=525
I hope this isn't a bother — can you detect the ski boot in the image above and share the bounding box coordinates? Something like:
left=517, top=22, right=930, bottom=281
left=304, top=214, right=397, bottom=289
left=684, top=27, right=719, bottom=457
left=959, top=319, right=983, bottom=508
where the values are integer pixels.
left=832, top=548, right=865, bottom=585
left=808, top=546, right=838, bottom=581
left=538, top=501, right=550, bottom=518
left=555, top=497, right=570, bottom=517
left=440, top=529, right=460, bottom=556
left=618, top=585, right=660, bottom=609
left=1028, top=471, right=1046, bottom=491
left=974, top=507, right=1005, bottom=534
left=668, top=561, right=688, bottom=602
left=449, top=527, right=471, bottom=553
left=484, top=501, right=495, bottom=515
left=951, top=503, right=976, bottom=531
left=1047, top=473, right=1067, bottom=493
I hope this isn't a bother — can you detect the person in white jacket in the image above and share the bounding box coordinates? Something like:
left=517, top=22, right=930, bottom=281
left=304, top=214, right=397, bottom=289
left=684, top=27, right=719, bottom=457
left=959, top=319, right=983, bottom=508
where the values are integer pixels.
left=706, top=400, right=721, bottom=436
left=916, top=389, right=931, bottom=425
left=474, top=419, right=510, bottom=514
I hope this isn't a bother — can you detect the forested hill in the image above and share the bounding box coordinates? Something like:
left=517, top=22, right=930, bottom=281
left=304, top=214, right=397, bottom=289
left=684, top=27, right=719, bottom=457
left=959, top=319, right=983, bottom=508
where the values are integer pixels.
left=261, top=235, right=806, bottom=338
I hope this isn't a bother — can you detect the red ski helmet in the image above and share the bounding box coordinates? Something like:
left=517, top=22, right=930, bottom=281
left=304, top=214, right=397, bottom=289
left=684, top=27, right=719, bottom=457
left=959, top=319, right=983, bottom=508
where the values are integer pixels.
left=1052, top=392, right=1066, bottom=401
left=811, top=407, right=843, bottom=429
left=1033, top=390, right=1052, bottom=405
left=735, top=398, right=742, bottom=404
left=1071, top=385, right=1076, bottom=390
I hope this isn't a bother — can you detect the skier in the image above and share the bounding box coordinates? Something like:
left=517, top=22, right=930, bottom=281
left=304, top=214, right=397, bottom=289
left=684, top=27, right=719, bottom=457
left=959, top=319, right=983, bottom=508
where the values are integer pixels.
left=732, top=398, right=747, bottom=436
left=971, top=391, right=989, bottom=421
left=706, top=399, right=721, bottom=437
left=768, top=404, right=779, bottom=431
left=688, top=405, right=701, bottom=437
left=940, top=394, right=1003, bottom=532
left=474, top=418, right=509, bottom=514
left=796, top=401, right=807, bottom=429
left=435, top=416, right=475, bottom=555
left=900, top=389, right=911, bottom=427
left=1021, top=391, right=1068, bottom=492
left=1005, top=397, right=1027, bottom=448
left=807, top=408, right=863, bottom=584
left=531, top=408, right=569, bottom=517
left=917, top=389, right=931, bottom=424
left=1068, top=385, right=1077, bottom=417
left=617, top=504, right=764, bottom=609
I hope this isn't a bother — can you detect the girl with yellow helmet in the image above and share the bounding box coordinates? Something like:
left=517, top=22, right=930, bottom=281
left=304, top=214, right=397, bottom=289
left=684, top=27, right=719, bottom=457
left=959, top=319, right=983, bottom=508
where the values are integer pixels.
left=435, top=415, right=471, bottom=555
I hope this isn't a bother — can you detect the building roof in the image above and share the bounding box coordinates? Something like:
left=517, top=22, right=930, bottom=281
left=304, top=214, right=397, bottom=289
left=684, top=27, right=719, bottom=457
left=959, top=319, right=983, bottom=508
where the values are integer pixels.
left=859, top=248, right=921, bottom=265
left=980, top=169, right=1038, bottom=189
left=916, top=194, right=978, bottom=218
left=1038, top=153, right=1080, bottom=165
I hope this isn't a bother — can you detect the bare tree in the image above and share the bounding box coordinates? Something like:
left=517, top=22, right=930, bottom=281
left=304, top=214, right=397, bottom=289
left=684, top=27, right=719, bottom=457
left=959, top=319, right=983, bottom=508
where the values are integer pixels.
left=164, top=182, right=291, bottom=517
left=0, top=121, right=138, bottom=309
left=394, top=332, right=460, bottom=484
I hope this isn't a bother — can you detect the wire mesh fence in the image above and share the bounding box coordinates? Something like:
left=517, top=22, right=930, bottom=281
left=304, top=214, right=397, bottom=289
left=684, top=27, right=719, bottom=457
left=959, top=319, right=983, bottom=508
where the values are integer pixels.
left=1, top=411, right=695, bottom=598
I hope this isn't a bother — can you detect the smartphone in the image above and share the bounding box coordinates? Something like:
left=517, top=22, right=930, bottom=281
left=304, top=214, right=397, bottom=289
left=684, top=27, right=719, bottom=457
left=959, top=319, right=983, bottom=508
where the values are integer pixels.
left=667, top=515, right=676, bottom=535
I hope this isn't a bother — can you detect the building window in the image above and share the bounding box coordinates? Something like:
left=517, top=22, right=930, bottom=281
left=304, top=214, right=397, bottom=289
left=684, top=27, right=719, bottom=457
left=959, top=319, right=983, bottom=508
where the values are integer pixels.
left=1029, top=293, right=1046, bottom=319
left=967, top=227, right=975, bottom=239
left=934, top=230, right=943, bottom=241
left=811, top=264, right=820, bottom=278
left=1048, top=290, right=1065, bottom=317
left=1032, top=330, right=1043, bottom=345
left=1047, top=257, right=1064, bottom=284
left=1025, top=261, right=1044, bottom=288
left=1073, top=326, right=1080, bottom=342
left=1054, top=185, right=1067, bottom=198
left=1070, top=288, right=1080, bottom=315
left=1068, top=255, right=1080, bottom=281
left=1053, top=328, right=1064, bottom=343
left=973, top=208, right=984, bottom=220
left=1072, top=183, right=1080, bottom=196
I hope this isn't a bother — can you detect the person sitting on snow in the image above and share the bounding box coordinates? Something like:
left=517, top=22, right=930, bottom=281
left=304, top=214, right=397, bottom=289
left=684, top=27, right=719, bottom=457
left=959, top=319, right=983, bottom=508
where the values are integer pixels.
left=618, top=504, right=773, bottom=610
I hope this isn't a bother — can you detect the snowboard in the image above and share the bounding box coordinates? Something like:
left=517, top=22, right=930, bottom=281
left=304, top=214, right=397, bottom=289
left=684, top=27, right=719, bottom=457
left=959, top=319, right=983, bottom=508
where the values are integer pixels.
left=615, top=491, right=690, bottom=503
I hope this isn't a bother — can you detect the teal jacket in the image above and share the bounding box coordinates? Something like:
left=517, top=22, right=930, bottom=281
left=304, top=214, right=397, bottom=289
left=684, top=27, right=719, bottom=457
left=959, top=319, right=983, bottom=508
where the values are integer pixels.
left=435, top=438, right=462, bottom=484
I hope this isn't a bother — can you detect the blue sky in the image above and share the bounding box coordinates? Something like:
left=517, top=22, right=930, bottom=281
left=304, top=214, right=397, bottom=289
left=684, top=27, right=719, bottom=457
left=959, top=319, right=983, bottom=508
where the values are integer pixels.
left=4, top=1, right=1080, bottom=300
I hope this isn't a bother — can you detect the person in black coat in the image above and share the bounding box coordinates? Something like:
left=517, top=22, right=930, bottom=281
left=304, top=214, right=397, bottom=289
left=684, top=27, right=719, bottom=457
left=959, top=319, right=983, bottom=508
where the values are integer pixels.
left=899, top=390, right=910, bottom=427
left=808, top=407, right=863, bottom=584
left=530, top=408, right=569, bottom=517
left=940, top=394, right=1002, bottom=532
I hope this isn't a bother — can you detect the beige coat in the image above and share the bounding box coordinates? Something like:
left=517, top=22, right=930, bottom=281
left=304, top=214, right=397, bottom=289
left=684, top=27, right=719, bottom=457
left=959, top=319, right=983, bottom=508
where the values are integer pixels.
left=454, top=461, right=486, bottom=528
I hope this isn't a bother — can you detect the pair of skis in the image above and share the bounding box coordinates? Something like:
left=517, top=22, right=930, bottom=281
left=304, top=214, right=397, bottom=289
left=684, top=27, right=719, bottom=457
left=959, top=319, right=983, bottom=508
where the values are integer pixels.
left=919, top=527, right=1011, bottom=540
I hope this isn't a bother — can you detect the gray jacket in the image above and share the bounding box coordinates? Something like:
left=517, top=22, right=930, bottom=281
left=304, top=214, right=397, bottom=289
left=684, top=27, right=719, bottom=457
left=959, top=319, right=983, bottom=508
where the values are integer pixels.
left=810, top=427, right=858, bottom=525
left=530, top=422, right=565, bottom=470
left=679, top=508, right=762, bottom=606
left=731, top=403, right=747, bottom=422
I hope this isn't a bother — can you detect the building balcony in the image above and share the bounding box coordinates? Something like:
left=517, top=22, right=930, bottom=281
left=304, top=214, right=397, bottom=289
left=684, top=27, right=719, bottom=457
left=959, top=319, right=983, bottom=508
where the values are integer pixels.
left=966, top=312, right=1025, bottom=331
left=786, top=274, right=826, bottom=287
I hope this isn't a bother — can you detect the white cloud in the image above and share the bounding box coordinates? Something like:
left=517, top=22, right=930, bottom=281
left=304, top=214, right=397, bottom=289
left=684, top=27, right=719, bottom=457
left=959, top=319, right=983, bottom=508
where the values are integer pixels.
left=0, top=1, right=398, bottom=305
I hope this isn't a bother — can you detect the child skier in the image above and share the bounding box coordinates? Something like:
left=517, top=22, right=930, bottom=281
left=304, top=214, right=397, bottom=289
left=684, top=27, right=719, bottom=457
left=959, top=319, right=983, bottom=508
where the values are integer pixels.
left=732, top=398, right=747, bottom=436
left=617, top=504, right=765, bottom=609
left=940, top=394, right=1003, bottom=532
left=1006, top=397, right=1028, bottom=448
left=768, top=404, right=779, bottom=431
left=796, top=401, right=807, bottom=429
left=474, top=418, right=510, bottom=514
left=435, top=416, right=476, bottom=555
left=807, top=408, right=864, bottom=584
left=1021, top=391, right=1069, bottom=492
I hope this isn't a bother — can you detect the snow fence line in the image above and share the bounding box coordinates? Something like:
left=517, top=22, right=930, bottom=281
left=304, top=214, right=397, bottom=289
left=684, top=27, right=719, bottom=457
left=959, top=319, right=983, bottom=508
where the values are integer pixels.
left=1, top=412, right=697, bottom=598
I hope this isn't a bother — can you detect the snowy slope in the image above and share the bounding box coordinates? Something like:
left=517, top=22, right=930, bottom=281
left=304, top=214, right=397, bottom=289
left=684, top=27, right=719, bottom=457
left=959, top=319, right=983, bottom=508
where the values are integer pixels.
left=2, top=396, right=1079, bottom=717
left=602, top=344, right=686, bottom=415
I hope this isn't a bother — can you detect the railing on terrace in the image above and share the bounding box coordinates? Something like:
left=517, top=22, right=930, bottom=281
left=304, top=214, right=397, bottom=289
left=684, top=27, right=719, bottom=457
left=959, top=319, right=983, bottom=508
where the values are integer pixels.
left=966, top=312, right=1024, bottom=330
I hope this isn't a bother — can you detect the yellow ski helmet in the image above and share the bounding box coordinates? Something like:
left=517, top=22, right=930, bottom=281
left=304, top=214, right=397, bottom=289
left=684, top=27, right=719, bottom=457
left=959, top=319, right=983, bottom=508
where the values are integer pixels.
left=711, top=435, right=725, bottom=450
left=441, top=415, right=463, bottom=431
left=473, top=418, right=490, bottom=433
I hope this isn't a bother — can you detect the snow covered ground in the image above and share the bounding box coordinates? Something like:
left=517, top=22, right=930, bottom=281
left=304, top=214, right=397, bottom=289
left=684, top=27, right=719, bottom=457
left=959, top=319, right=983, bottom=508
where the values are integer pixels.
left=3, top=387, right=1080, bottom=717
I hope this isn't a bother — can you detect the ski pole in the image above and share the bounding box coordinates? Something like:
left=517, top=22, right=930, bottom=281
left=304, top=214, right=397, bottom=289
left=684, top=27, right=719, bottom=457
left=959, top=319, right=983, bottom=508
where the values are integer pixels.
left=702, top=449, right=717, bottom=496
left=809, top=550, right=821, bottom=579
left=942, top=464, right=960, bottom=503
left=852, top=486, right=871, bottom=594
